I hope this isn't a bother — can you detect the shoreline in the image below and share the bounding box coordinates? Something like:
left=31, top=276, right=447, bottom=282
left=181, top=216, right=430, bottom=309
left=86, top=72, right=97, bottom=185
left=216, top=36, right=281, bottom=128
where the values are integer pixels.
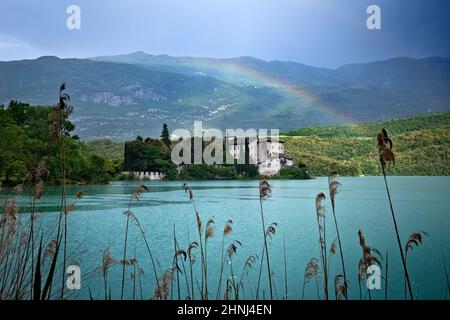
left=2, top=175, right=449, bottom=188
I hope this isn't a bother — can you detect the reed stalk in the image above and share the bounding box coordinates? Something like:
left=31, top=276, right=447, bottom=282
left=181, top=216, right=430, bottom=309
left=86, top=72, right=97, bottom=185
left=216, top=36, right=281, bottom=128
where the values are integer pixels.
left=175, top=237, right=190, bottom=299
left=283, top=236, right=288, bottom=300
left=385, top=251, right=389, bottom=300
left=173, top=224, right=181, bottom=300
left=302, top=258, right=320, bottom=300
left=328, top=173, right=348, bottom=299
left=226, top=240, right=241, bottom=300
left=216, top=220, right=232, bottom=299
left=183, top=183, right=206, bottom=299
left=404, top=231, right=429, bottom=299
left=315, top=192, right=328, bottom=299
left=255, top=242, right=266, bottom=299
left=204, top=218, right=215, bottom=299
left=237, top=256, right=256, bottom=300
left=377, top=128, right=413, bottom=300
left=51, top=84, right=70, bottom=299
left=121, top=185, right=148, bottom=300
left=439, top=246, right=450, bottom=299
left=187, top=240, right=198, bottom=300
left=256, top=180, right=273, bottom=300
left=120, top=213, right=130, bottom=300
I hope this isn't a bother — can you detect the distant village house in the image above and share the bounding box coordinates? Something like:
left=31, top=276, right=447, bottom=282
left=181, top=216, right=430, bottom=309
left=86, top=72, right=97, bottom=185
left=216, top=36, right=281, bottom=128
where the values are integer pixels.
left=227, top=136, right=294, bottom=176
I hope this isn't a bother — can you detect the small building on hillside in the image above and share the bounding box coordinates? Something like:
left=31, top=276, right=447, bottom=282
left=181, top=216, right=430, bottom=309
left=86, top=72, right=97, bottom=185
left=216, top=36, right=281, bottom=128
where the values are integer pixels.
left=227, top=136, right=294, bottom=176
left=280, top=154, right=294, bottom=167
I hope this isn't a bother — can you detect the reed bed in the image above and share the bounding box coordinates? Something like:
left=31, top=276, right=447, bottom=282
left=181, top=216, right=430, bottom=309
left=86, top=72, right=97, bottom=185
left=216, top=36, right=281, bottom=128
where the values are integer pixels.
left=0, top=175, right=441, bottom=300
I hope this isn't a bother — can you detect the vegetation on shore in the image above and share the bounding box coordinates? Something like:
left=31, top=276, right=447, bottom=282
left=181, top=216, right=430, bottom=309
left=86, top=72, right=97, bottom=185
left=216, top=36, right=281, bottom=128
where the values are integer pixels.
left=2, top=96, right=448, bottom=185
left=122, top=136, right=177, bottom=179
left=89, top=112, right=450, bottom=179
left=282, top=112, right=450, bottom=176
left=86, top=139, right=124, bottom=162
left=120, top=135, right=307, bottom=180
left=0, top=101, right=121, bottom=186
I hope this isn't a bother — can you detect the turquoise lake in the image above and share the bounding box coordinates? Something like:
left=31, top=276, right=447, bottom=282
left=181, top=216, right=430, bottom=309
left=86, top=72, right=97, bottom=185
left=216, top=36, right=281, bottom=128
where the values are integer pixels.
left=6, top=176, right=450, bottom=300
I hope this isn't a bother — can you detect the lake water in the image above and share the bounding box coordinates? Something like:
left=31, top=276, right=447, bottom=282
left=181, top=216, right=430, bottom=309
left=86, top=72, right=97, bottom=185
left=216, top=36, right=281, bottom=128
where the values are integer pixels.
left=5, top=177, right=450, bottom=300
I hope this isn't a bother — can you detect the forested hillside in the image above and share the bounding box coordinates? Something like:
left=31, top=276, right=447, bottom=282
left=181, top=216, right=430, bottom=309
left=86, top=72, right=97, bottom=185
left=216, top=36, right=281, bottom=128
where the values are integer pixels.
left=283, top=112, right=450, bottom=176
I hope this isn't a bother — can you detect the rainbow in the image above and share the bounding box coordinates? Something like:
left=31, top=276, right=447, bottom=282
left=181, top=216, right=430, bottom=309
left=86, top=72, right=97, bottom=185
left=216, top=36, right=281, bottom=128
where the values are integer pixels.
left=184, top=57, right=355, bottom=124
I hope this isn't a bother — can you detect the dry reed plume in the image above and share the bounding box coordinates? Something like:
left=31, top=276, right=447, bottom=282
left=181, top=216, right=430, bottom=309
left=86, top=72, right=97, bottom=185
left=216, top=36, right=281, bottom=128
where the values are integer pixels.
left=302, top=258, right=320, bottom=300
left=315, top=192, right=329, bottom=299
left=357, top=229, right=382, bottom=300
left=216, top=219, right=233, bottom=299
left=154, top=268, right=174, bottom=300
left=404, top=230, right=429, bottom=298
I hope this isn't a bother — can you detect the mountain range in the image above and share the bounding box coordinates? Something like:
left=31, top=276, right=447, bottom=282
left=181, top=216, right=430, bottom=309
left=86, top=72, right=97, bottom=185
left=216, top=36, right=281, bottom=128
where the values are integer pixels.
left=0, top=52, right=449, bottom=140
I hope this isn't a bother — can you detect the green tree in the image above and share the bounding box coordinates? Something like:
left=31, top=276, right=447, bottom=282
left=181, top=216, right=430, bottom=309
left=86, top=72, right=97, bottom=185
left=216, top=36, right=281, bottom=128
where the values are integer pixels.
left=0, top=100, right=117, bottom=185
left=161, top=123, right=171, bottom=148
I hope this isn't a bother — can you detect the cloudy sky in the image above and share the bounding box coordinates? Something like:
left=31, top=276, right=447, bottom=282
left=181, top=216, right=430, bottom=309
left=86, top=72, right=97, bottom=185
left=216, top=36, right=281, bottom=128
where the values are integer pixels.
left=0, top=0, right=448, bottom=67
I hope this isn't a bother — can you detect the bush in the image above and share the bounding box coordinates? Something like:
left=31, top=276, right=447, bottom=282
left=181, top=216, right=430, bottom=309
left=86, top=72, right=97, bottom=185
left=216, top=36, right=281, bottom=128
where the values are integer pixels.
left=178, top=164, right=237, bottom=180
left=235, top=164, right=259, bottom=177
left=279, top=167, right=312, bottom=179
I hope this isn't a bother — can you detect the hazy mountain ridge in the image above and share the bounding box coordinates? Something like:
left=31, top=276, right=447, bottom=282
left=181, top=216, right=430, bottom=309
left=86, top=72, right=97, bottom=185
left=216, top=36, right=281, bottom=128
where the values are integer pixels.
left=0, top=53, right=449, bottom=140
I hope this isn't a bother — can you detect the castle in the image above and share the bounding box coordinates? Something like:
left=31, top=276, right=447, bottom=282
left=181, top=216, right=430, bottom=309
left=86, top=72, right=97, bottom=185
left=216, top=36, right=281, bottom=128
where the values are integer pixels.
left=227, top=136, right=294, bottom=176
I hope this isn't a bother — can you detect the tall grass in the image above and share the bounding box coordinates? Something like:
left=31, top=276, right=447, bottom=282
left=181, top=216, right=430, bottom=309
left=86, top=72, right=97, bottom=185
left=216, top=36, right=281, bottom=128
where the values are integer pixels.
left=187, top=241, right=198, bottom=299
left=225, top=240, right=241, bottom=299
left=302, top=258, right=320, bottom=300
left=172, top=225, right=187, bottom=300
left=238, top=255, right=256, bottom=299
left=204, top=217, right=215, bottom=299
left=121, top=185, right=148, bottom=299
left=283, top=236, right=288, bottom=300
left=216, top=219, right=233, bottom=299
left=101, top=248, right=117, bottom=299
left=58, top=85, right=69, bottom=299
left=183, top=183, right=206, bottom=299
left=377, top=128, right=413, bottom=300
left=255, top=180, right=274, bottom=300
left=328, top=173, right=348, bottom=299
left=154, top=268, right=174, bottom=300
left=315, top=192, right=328, bottom=299
left=385, top=251, right=389, bottom=300
left=357, top=229, right=382, bottom=300
left=404, top=231, right=429, bottom=298
left=128, top=209, right=159, bottom=288
left=439, top=247, right=450, bottom=299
